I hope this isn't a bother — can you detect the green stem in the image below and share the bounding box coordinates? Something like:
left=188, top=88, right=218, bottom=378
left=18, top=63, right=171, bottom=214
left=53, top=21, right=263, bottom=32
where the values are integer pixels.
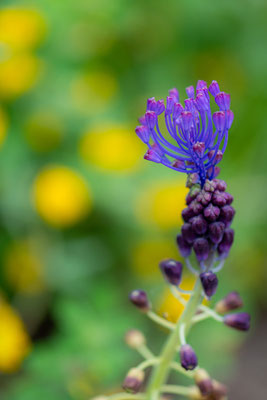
left=146, top=278, right=203, bottom=400
left=160, top=384, right=193, bottom=397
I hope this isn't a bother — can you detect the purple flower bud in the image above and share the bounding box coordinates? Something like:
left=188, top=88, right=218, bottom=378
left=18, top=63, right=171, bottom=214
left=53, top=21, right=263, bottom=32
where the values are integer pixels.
left=215, top=291, right=243, bottom=314
left=169, top=87, right=179, bottom=102
left=176, top=234, right=192, bottom=257
left=123, top=368, right=144, bottom=393
left=194, top=369, right=213, bottom=396
left=193, top=142, right=205, bottom=158
left=144, top=148, right=162, bottom=163
left=208, top=80, right=220, bottom=97
left=172, top=159, right=184, bottom=169
left=212, top=111, right=226, bottom=132
left=214, top=179, right=227, bottom=191
left=213, top=166, right=221, bottom=178
left=159, top=259, right=183, bottom=286
left=129, top=290, right=150, bottom=312
left=204, top=180, right=216, bottom=193
left=195, top=92, right=209, bottom=111
left=190, top=215, right=208, bottom=235
left=212, top=381, right=228, bottom=399
left=155, top=99, right=165, bottom=115
left=224, top=192, right=233, bottom=205
left=208, top=150, right=223, bottom=164
left=218, top=228, right=234, bottom=255
left=138, top=114, right=146, bottom=125
left=200, top=271, right=218, bottom=298
left=147, top=97, right=157, bottom=111
left=193, top=238, right=210, bottom=261
left=196, top=190, right=212, bottom=206
left=182, top=223, right=197, bottom=244
left=209, top=221, right=225, bottom=244
left=184, top=98, right=195, bottom=112
left=186, top=186, right=201, bottom=205
left=145, top=110, right=157, bottom=130
left=219, top=205, right=235, bottom=226
left=224, top=312, right=250, bottom=331
left=182, top=206, right=195, bottom=222
left=173, top=102, right=184, bottom=119
left=135, top=125, right=150, bottom=144
left=212, top=191, right=227, bottom=207
left=166, top=96, right=175, bottom=115
left=186, top=85, right=195, bottom=99
left=215, top=92, right=231, bottom=111
left=190, top=199, right=203, bottom=215
left=204, top=203, right=220, bottom=222
left=180, top=344, right=198, bottom=371
left=181, top=111, right=193, bottom=131
left=226, top=109, right=234, bottom=129
left=196, top=80, right=207, bottom=90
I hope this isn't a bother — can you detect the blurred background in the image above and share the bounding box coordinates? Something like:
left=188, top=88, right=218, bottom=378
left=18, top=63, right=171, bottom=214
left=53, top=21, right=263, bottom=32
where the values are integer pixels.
left=0, top=0, right=266, bottom=399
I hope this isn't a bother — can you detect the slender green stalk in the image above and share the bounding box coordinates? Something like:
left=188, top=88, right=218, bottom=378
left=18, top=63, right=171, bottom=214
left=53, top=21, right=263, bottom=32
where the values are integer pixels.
left=147, top=311, right=175, bottom=330
left=160, top=384, right=193, bottom=397
left=146, top=278, right=203, bottom=400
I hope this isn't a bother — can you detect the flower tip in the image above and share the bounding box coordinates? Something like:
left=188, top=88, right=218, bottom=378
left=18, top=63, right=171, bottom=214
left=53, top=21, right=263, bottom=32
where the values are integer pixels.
left=180, top=344, right=198, bottom=371
left=145, top=110, right=157, bottom=129
left=215, top=92, right=231, bottom=111
left=224, top=312, right=250, bottom=331
left=208, top=80, right=220, bottom=97
left=129, top=289, right=150, bottom=312
left=200, top=271, right=219, bottom=298
left=159, top=259, right=183, bottom=286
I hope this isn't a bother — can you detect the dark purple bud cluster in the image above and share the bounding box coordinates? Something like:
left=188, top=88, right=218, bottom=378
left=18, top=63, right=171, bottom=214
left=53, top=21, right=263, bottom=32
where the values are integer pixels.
left=177, top=178, right=235, bottom=261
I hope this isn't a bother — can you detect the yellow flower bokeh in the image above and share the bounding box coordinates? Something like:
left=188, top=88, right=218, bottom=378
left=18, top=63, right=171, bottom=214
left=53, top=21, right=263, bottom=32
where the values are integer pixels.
left=131, top=238, right=180, bottom=280
left=33, top=165, right=92, bottom=228
left=136, top=180, right=188, bottom=230
left=4, top=240, right=45, bottom=294
left=0, top=298, right=31, bottom=372
left=157, top=277, right=208, bottom=323
left=0, top=53, right=41, bottom=99
left=0, top=106, right=8, bottom=147
left=80, top=124, right=143, bottom=172
left=0, top=8, right=46, bottom=51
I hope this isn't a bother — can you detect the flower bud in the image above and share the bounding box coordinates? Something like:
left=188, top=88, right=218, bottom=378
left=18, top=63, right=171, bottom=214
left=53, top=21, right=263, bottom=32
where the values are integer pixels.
left=182, top=206, right=195, bottom=222
left=173, top=102, right=183, bottom=119
left=176, top=234, right=192, bottom=257
left=212, top=111, right=226, bottom=132
left=209, top=80, right=220, bottom=97
left=209, top=221, right=225, bottom=244
left=212, top=191, right=227, bottom=207
left=193, top=238, right=210, bottom=261
left=129, top=290, right=150, bottom=312
left=125, top=330, right=145, bottom=349
left=147, top=97, right=157, bottom=111
left=169, top=87, right=179, bottom=102
left=145, top=110, right=157, bottom=130
left=211, top=380, right=228, bottom=399
left=215, top=291, right=243, bottom=314
left=200, top=271, right=218, bottom=298
left=166, top=96, right=175, bottom=114
left=224, top=312, right=250, bottom=331
left=204, top=180, right=216, bottom=193
left=196, top=190, right=212, bottom=206
left=186, top=85, right=195, bottom=99
left=135, top=125, right=150, bottom=144
left=215, top=92, right=231, bottom=111
left=204, top=203, right=220, bottom=222
left=159, top=259, right=183, bottom=286
left=182, top=223, right=197, bottom=244
left=155, top=99, right=165, bottom=115
left=122, top=368, right=144, bottom=393
left=218, top=228, right=234, bottom=255
left=144, top=147, right=162, bottom=163
left=190, top=215, right=208, bottom=235
left=190, top=199, right=203, bottom=215
left=219, top=205, right=235, bottom=226
left=194, top=369, right=213, bottom=396
left=180, top=344, right=198, bottom=371
left=181, top=111, right=193, bottom=131
left=214, top=179, right=227, bottom=191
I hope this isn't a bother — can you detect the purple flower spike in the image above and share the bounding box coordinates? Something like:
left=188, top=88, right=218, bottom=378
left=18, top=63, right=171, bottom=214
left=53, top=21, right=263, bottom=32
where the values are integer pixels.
left=215, top=291, right=243, bottom=314
left=136, top=80, right=234, bottom=187
left=135, top=125, right=149, bottom=144
left=215, top=92, right=231, bottom=111
left=193, top=238, right=210, bottom=261
left=200, top=271, right=219, bottom=298
left=180, top=344, right=198, bottom=371
left=129, top=290, right=150, bottom=312
left=224, top=312, right=250, bottom=331
left=145, top=110, right=157, bottom=130
left=159, top=259, right=183, bottom=286
left=176, top=234, right=192, bottom=257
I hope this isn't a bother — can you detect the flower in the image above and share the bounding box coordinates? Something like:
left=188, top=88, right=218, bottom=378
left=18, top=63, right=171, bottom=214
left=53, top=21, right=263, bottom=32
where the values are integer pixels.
left=33, top=165, right=92, bottom=227
left=135, top=80, right=234, bottom=187
left=179, top=344, right=198, bottom=371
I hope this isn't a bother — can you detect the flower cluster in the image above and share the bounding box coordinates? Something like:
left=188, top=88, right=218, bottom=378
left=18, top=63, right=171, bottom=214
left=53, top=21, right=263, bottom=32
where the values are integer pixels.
left=135, top=80, right=234, bottom=187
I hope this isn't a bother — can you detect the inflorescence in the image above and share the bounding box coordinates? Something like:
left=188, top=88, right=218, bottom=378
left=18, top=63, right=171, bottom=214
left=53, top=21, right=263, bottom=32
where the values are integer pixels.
left=135, top=80, right=234, bottom=187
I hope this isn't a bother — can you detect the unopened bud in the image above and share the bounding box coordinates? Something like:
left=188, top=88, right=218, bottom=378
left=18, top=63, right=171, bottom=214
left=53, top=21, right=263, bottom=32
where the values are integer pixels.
left=212, top=380, right=228, bottom=399
left=200, top=271, right=218, bottom=298
left=159, top=259, right=183, bottom=286
left=180, top=344, right=198, bottom=371
left=129, top=290, right=150, bottom=312
left=122, top=368, right=144, bottom=393
left=125, top=330, right=145, bottom=349
left=194, top=369, right=213, bottom=396
left=224, top=312, right=250, bottom=331
left=215, top=291, right=243, bottom=314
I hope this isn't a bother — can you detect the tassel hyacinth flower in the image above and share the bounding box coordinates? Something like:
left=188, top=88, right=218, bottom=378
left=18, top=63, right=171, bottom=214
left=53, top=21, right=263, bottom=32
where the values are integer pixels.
left=95, top=81, right=250, bottom=400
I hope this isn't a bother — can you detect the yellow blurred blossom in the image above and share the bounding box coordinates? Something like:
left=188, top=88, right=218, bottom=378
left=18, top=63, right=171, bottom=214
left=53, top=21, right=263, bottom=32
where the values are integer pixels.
left=157, top=277, right=208, bottom=323
left=4, top=240, right=44, bottom=294
left=136, top=180, right=188, bottom=230
left=0, top=298, right=31, bottom=372
left=80, top=124, right=143, bottom=172
left=33, top=165, right=92, bottom=228
left=0, top=106, right=8, bottom=147
left=24, top=110, right=63, bottom=152
left=0, top=53, right=41, bottom=99
left=0, top=8, right=46, bottom=51
left=71, top=70, right=117, bottom=113
left=131, top=238, right=180, bottom=280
